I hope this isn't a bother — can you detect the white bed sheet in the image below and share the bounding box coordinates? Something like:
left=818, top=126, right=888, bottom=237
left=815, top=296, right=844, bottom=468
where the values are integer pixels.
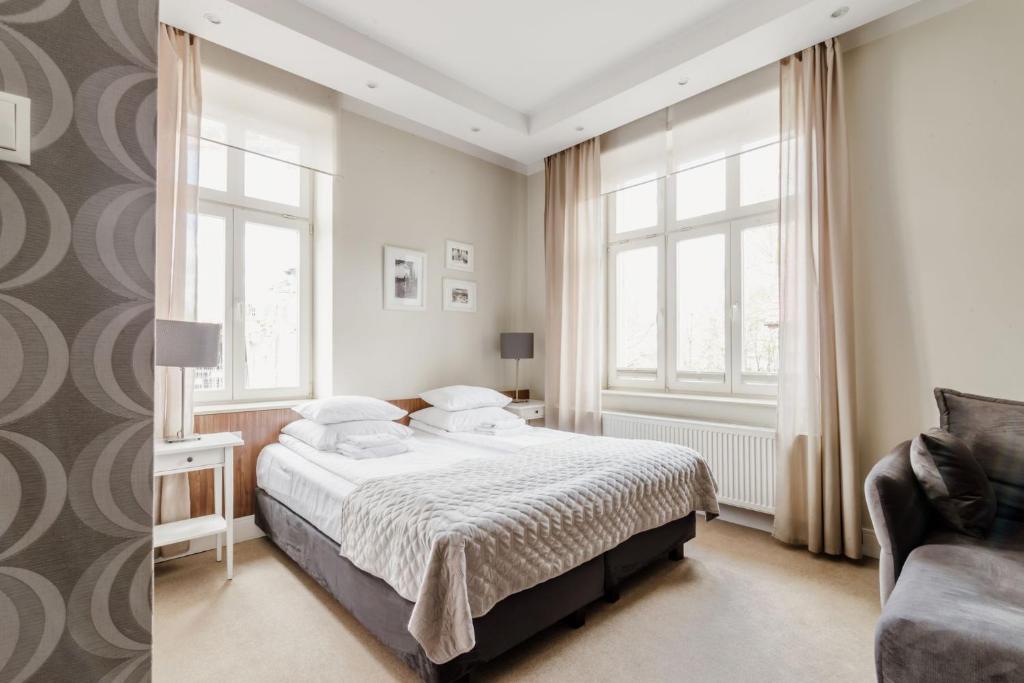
left=257, top=431, right=503, bottom=542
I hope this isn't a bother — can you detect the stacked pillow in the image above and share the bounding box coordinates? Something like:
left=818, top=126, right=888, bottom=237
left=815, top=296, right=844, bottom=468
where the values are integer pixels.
left=411, top=385, right=523, bottom=433
left=283, top=396, right=412, bottom=456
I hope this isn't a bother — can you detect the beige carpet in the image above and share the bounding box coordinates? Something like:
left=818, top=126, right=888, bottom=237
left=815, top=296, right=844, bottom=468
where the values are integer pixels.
left=154, top=519, right=879, bottom=682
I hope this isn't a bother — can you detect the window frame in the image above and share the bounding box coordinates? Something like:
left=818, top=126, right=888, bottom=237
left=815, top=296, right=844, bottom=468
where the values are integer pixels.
left=731, top=213, right=780, bottom=396
left=198, top=138, right=312, bottom=220
left=606, top=144, right=781, bottom=398
left=194, top=199, right=313, bottom=405
left=605, top=177, right=665, bottom=243
left=607, top=235, right=665, bottom=390
left=666, top=223, right=732, bottom=394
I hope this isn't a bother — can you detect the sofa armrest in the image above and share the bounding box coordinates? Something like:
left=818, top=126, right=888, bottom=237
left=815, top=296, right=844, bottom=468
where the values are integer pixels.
left=864, top=441, right=932, bottom=605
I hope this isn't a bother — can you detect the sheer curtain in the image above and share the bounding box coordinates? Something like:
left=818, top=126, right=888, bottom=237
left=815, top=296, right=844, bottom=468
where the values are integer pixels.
left=773, top=38, right=861, bottom=558
left=154, top=24, right=202, bottom=555
left=544, top=139, right=604, bottom=434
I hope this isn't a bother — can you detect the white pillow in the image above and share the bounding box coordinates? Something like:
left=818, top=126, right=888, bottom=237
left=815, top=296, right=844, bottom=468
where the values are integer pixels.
left=419, top=385, right=511, bottom=411
left=293, top=396, right=407, bottom=424
left=409, top=406, right=518, bottom=433
left=281, top=419, right=414, bottom=451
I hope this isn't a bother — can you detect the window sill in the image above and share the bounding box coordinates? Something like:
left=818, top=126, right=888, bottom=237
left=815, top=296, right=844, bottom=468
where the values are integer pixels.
left=194, top=399, right=305, bottom=416
left=602, top=389, right=776, bottom=408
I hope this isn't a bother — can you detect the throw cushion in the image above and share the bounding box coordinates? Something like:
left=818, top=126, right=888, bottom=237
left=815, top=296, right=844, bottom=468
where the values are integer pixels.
left=935, top=388, right=1024, bottom=520
left=910, top=428, right=997, bottom=537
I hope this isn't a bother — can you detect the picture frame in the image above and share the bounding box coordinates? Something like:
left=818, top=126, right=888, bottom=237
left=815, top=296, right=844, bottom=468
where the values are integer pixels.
left=445, top=239, right=474, bottom=272
left=442, top=278, right=477, bottom=313
left=383, top=245, right=427, bottom=311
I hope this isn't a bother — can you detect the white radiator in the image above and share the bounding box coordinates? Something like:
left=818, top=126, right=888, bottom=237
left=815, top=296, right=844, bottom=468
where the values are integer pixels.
left=602, top=411, right=776, bottom=514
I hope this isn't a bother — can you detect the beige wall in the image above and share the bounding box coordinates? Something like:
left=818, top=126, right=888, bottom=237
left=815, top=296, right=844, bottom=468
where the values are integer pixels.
left=846, top=0, right=1024, bottom=492
left=331, top=109, right=527, bottom=399
left=524, top=170, right=547, bottom=398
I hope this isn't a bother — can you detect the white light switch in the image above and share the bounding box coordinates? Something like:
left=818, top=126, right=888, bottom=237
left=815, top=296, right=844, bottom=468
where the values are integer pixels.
left=0, top=92, right=30, bottom=165
left=0, top=100, right=16, bottom=150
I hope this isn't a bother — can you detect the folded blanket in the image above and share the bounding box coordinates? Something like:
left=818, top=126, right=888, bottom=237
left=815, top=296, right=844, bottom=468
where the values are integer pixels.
left=343, top=433, right=403, bottom=448
left=336, top=441, right=410, bottom=459
left=476, top=416, right=525, bottom=430
left=474, top=425, right=530, bottom=436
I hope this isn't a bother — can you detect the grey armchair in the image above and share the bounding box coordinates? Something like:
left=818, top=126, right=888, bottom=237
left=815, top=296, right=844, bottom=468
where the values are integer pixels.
left=863, top=441, right=932, bottom=604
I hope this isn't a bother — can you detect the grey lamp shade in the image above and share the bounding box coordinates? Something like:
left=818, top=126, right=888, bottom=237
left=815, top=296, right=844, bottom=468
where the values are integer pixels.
left=154, top=320, right=221, bottom=368
left=500, top=332, right=534, bottom=360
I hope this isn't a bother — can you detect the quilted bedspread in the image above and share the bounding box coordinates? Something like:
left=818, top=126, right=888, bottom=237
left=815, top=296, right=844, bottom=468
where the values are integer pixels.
left=335, top=434, right=720, bottom=664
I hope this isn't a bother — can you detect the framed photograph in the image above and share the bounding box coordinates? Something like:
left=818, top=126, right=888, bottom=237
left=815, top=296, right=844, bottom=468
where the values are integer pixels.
left=445, top=239, right=474, bottom=272
left=443, top=278, right=477, bottom=313
left=383, top=245, right=427, bottom=311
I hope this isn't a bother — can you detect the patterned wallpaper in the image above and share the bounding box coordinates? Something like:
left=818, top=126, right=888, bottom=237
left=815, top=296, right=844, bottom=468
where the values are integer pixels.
left=0, top=1, right=155, bottom=681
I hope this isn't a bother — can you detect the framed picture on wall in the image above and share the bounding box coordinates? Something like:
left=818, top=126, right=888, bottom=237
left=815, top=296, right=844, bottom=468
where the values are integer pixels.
left=443, top=278, right=477, bottom=313
left=383, top=245, right=427, bottom=311
left=445, top=239, right=474, bottom=272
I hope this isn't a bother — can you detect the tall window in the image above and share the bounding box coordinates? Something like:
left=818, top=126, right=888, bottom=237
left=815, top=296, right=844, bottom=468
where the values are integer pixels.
left=604, top=67, right=780, bottom=397
left=192, top=131, right=312, bottom=403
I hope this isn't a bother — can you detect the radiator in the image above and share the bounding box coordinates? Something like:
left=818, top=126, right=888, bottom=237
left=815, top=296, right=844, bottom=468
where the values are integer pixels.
left=602, top=411, right=776, bottom=514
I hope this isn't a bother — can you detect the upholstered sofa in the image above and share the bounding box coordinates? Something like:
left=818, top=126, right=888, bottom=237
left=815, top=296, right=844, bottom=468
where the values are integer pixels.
left=865, top=389, right=1024, bottom=682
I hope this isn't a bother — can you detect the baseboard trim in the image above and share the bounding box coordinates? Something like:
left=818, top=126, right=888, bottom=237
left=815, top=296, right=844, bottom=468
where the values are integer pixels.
left=155, top=514, right=265, bottom=563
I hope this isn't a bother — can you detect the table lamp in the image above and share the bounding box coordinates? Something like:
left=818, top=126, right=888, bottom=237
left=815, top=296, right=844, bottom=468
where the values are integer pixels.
left=500, top=332, right=534, bottom=403
left=155, top=319, right=221, bottom=443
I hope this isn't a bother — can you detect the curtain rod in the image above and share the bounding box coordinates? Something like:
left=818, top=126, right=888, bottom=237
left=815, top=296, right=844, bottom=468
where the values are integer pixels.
left=601, top=138, right=779, bottom=197
left=198, top=136, right=338, bottom=177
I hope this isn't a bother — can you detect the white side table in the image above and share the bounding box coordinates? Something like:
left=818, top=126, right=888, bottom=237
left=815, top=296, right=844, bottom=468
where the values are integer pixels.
left=154, top=432, right=244, bottom=579
left=504, top=399, right=545, bottom=424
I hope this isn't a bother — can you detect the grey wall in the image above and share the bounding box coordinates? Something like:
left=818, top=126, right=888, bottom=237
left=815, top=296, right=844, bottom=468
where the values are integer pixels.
left=0, top=2, right=155, bottom=680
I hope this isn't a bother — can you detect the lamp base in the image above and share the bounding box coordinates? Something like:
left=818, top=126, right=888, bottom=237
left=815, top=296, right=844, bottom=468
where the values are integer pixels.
left=511, top=398, right=529, bottom=404
left=163, top=434, right=202, bottom=444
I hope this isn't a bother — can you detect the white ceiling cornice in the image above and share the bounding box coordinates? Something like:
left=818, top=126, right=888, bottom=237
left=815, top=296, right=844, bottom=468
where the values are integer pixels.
left=161, top=0, right=962, bottom=174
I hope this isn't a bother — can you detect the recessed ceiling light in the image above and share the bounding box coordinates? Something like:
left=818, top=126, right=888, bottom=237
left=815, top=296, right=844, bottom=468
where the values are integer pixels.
left=366, top=81, right=378, bottom=89
left=470, top=127, right=481, bottom=133
left=575, top=126, right=584, bottom=132
left=677, top=77, right=690, bottom=86
left=203, top=12, right=222, bottom=24
left=831, top=6, right=849, bottom=18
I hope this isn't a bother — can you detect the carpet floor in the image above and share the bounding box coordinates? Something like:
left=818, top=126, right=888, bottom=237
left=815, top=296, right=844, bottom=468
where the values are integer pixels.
left=153, top=519, right=879, bottom=682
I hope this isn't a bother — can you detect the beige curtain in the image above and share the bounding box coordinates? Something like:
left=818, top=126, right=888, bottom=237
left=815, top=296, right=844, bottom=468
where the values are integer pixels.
left=773, top=38, right=861, bottom=559
left=154, top=24, right=202, bottom=556
left=543, top=139, right=604, bottom=434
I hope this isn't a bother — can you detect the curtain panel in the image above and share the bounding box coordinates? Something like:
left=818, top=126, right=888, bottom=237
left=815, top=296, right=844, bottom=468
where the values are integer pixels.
left=155, top=24, right=202, bottom=555
left=773, top=38, right=861, bottom=558
left=544, top=139, right=604, bottom=434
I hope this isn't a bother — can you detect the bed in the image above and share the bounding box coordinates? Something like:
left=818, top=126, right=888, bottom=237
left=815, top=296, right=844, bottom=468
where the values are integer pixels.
left=254, top=423, right=718, bottom=682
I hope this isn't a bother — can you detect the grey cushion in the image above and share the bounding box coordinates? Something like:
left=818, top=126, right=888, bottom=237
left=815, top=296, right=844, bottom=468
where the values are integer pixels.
left=875, top=519, right=1024, bottom=682
left=910, top=428, right=996, bottom=537
left=936, top=388, right=1024, bottom=521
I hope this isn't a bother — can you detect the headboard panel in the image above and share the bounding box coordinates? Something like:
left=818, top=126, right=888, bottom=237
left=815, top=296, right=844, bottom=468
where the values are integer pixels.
left=189, top=390, right=529, bottom=518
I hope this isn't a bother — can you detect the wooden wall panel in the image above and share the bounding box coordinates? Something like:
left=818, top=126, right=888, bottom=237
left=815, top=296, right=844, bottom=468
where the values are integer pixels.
left=190, top=390, right=529, bottom=518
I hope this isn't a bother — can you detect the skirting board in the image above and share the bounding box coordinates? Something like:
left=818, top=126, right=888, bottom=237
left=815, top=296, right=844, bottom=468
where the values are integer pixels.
left=700, top=505, right=881, bottom=560
left=154, top=515, right=266, bottom=563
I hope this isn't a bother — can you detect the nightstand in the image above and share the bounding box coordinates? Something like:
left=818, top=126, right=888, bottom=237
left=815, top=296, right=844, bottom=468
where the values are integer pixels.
left=154, top=432, right=244, bottom=579
left=504, top=399, right=545, bottom=424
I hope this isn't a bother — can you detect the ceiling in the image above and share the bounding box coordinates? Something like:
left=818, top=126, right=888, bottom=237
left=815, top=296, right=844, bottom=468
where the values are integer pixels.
left=292, top=0, right=738, bottom=114
left=160, top=0, right=952, bottom=173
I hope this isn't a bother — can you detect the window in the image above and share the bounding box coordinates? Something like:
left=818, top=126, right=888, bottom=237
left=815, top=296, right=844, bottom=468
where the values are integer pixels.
left=606, top=141, right=780, bottom=397
left=192, top=136, right=312, bottom=403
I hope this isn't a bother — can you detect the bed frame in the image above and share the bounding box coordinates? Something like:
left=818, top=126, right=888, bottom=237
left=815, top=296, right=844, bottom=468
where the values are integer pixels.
left=254, top=488, right=695, bottom=682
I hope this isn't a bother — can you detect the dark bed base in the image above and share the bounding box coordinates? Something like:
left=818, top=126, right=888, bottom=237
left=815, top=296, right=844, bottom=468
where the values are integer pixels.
left=254, top=488, right=695, bottom=682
